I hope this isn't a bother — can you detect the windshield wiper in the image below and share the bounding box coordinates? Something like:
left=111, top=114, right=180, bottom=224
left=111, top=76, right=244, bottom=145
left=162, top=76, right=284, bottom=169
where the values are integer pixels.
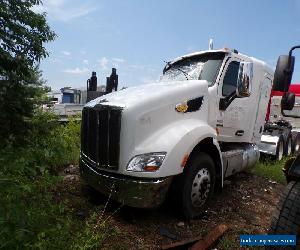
left=163, top=60, right=190, bottom=80
left=175, top=68, right=190, bottom=80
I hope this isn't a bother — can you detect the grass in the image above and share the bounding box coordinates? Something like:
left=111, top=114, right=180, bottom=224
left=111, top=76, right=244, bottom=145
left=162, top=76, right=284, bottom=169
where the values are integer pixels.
left=249, top=156, right=293, bottom=184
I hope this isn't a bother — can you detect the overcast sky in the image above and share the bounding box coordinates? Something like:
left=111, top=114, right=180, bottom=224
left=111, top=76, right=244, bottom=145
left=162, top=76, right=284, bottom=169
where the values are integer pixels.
left=36, top=0, right=300, bottom=90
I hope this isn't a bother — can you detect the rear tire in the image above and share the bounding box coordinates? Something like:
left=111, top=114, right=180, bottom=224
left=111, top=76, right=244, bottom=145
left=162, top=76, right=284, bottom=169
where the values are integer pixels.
left=292, top=135, right=300, bottom=154
left=276, top=136, right=284, bottom=161
left=179, top=152, right=216, bottom=220
left=284, top=135, right=292, bottom=156
left=267, top=181, right=300, bottom=249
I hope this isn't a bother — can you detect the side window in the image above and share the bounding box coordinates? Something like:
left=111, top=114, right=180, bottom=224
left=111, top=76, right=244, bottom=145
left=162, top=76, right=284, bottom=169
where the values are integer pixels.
left=222, top=61, right=240, bottom=96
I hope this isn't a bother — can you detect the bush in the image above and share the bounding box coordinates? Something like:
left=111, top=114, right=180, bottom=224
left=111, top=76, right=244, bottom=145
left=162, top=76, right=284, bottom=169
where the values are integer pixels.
left=0, top=110, right=82, bottom=249
left=0, top=109, right=81, bottom=177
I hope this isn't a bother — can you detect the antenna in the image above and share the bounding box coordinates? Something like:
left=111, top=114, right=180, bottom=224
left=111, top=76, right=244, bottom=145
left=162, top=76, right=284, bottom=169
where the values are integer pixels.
left=209, top=39, right=213, bottom=50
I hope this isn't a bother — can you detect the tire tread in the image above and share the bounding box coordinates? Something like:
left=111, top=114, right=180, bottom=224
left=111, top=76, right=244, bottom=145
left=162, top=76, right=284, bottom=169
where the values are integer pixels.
left=269, top=181, right=300, bottom=248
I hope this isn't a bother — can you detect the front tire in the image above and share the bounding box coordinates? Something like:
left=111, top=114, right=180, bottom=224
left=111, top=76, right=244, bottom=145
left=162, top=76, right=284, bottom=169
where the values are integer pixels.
left=179, top=152, right=216, bottom=219
left=268, top=181, right=300, bottom=249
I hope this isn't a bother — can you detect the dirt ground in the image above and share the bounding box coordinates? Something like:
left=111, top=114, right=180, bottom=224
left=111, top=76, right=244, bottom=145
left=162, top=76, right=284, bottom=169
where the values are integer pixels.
left=56, top=165, right=285, bottom=249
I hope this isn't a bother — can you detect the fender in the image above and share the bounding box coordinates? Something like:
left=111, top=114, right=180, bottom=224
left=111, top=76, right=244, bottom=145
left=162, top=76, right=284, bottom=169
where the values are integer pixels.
left=212, top=137, right=224, bottom=186
left=258, top=135, right=280, bottom=156
left=130, top=119, right=223, bottom=179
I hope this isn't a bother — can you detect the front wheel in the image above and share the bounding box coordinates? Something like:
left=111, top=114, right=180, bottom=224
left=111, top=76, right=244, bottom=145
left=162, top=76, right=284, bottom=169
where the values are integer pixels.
left=179, top=152, right=216, bottom=219
left=268, top=181, right=300, bottom=249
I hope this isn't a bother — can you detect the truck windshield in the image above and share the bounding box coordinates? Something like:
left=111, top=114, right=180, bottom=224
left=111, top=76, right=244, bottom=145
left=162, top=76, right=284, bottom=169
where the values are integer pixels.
left=161, top=52, right=225, bottom=86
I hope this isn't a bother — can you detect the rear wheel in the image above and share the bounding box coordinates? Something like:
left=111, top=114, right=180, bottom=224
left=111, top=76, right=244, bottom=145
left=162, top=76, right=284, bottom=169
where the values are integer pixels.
left=285, top=135, right=292, bottom=156
left=292, top=135, right=300, bottom=154
left=268, top=181, right=300, bottom=249
left=179, top=152, right=216, bottom=219
left=276, top=136, right=284, bottom=161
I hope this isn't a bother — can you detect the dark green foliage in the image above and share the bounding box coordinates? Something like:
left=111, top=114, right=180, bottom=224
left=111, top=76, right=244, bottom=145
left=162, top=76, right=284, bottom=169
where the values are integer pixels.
left=0, top=2, right=116, bottom=249
left=0, top=68, right=50, bottom=146
left=0, top=0, right=56, bottom=146
left=0, top=111, right=121, bottom=249
left=0, top=110, right=81, bottom=177
left=0, top=174, right=74, bottom=249
left=0, top=111, right=82, bottom=249
left=0, top=0, right=56, bottom=77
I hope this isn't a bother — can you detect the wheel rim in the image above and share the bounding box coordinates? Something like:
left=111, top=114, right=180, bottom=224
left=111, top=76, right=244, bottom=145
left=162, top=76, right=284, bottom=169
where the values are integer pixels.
left=295, top=139, right=300, bottom=152
left=191, top=168, right=211, bottom=207
left=287, top=138, right=292, bottom=155
left=278, top=141, right=284, bottom=160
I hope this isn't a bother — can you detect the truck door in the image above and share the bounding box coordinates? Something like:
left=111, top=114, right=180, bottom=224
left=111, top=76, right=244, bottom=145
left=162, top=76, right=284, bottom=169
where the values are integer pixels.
left=217, top=58, right=253, bottom=142
left=252, top=75, right=272, bottom=141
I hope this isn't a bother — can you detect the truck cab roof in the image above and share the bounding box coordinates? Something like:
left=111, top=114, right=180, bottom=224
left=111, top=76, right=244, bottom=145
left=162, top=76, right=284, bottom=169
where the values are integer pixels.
left=166, top=48, right=273, bottom=78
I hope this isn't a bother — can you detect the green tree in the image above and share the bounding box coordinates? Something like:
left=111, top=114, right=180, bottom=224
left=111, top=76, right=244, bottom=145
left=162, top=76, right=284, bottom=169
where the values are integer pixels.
left=0, top=0, right=56, bottom=146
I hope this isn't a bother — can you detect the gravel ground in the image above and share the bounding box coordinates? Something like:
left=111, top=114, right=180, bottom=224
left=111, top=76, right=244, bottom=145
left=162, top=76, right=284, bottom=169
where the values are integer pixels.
left=56, top=165, right=285, bottom=249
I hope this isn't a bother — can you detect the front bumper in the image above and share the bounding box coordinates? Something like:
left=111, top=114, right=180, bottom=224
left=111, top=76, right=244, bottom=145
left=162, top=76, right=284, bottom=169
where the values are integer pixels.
left=79, top=158, right=173, bottom=208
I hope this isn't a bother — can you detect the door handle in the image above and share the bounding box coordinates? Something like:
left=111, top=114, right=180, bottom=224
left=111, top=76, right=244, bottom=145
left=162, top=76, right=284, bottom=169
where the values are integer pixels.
left=235, top=130, right=244, bottom=136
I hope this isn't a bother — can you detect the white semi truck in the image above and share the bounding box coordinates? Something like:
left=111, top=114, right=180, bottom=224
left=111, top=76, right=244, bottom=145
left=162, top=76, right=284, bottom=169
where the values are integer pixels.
left=80, top=47, right=274, bottom=219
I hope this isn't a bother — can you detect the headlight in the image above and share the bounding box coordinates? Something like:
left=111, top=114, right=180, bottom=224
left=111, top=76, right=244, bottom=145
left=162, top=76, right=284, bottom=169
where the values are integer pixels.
left=126, top=152, right=166, bottom=172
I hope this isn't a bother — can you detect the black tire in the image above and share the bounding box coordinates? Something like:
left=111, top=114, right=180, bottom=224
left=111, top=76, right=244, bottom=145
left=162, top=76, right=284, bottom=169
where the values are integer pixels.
left=276, top=136, right=284, bottom=161
left=292, top=135, right=300, bottom=154
left=267, top=181, right=300, bottom=249
left=284, top=134, right=293, bottom=156
left=178, top=152, right=216, bottom=219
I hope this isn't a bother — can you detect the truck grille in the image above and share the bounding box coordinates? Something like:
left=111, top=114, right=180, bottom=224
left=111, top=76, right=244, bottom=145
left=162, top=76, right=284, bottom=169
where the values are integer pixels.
left=81, top=105, right=122, bottom=170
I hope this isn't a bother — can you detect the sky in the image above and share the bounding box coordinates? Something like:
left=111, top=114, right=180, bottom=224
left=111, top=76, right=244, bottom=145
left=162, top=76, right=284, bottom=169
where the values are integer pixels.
left=35, top=0, right=300, bottom=90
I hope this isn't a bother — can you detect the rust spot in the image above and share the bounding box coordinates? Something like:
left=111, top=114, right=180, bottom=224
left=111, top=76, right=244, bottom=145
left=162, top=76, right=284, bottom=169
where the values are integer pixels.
left=181, top=154, right=189, bottom=168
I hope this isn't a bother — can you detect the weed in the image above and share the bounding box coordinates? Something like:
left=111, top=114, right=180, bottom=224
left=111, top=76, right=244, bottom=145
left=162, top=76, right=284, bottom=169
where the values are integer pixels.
left=249, top=157, right=289, bottom=184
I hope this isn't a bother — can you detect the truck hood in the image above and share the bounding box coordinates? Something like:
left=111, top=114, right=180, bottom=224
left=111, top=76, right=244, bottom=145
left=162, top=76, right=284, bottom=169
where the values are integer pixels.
left=86, top=80, right=209, bottom=109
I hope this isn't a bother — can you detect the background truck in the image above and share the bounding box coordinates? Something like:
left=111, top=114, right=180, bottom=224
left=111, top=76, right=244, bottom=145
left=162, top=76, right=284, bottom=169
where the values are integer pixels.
left=44, top=69, right=119, bottom=122
left=80, top=46, right=274, bottom=219
left=258, top=85, right=300, bottom=160
left=267, top=46, right=300, bottom=246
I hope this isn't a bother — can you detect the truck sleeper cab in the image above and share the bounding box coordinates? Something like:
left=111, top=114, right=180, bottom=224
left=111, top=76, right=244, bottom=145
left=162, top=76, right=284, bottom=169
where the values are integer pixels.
left=80, top=48, right=273, bottom=219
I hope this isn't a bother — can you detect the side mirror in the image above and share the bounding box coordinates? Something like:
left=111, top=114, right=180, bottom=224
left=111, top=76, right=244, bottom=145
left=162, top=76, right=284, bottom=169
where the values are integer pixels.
left=273, top=55, right=295, bottom=92
left=281, top=92, right=295, bottom=111
left=236, top=62, right=253, bottom=97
